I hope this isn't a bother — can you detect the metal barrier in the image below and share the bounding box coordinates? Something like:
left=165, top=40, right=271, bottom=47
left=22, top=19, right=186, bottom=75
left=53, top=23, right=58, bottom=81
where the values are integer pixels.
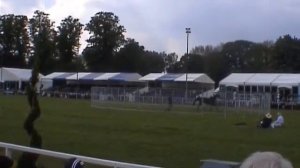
left=0, top=142, right=161, bottom=168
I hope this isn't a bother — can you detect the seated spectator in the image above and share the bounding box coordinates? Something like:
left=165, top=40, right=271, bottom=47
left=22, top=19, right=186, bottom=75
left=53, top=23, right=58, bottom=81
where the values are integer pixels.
left=240, top=151, right=293, bottom=168
left=65, top=158, right=84, bottom=168
left=258, top=113, right=273, bottom=128
left=0, top=155, right=14, bottom=168
left=272, top=112, right=284, bottom=128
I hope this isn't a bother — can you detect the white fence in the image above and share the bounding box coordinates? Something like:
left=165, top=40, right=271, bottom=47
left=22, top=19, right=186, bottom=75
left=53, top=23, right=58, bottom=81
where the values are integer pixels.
left=0, top=142, right=161, bottom=168
left=216, top=92, right=271, bottom=113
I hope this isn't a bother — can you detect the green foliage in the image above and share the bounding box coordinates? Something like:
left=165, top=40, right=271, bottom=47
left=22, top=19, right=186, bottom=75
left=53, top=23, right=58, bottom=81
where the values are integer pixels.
left=113, top=39, right=165, bottom=75
left=57, top=16, right=83, bottom=72
left=1, top=95, right=300, bottom=168
left=272, top=35, right=300, bottom=72
left=0, top=14, right=29, bottom=68
left=164, top=52, right=178, bottom=72
left=141, top=51, right=165, bottom=75
left=29, top=10, right=57, bottom=74
left=83, top=12, right=126, bottom=71
left=114, top=38, right=145, bottom=72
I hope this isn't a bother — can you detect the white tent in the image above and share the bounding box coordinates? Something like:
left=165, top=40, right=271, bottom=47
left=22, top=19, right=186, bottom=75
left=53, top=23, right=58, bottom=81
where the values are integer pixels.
left=174, top=73, right=215, bottom=84
left=66, top=73, right=91, bottom=80
left=0, top=67, right=44, bottom=90
left=94, top=73, right=120, bottom=80
left=220, top=73, right=300, bottom=88
left=271, top=74, right=300, bottom=89
left=139, top=73, right=165, bottom=81
left=219, top=73, right=300, bottom=105
left=219, top=73, right=255, bottom=87
left=139, top=73, right=214, bottom=84
left=245, top=73, right=281, bottom=86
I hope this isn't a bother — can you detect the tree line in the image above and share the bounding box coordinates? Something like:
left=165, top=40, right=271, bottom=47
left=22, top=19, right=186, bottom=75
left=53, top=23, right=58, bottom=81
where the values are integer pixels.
left=1, top=10, right=300, bottom=83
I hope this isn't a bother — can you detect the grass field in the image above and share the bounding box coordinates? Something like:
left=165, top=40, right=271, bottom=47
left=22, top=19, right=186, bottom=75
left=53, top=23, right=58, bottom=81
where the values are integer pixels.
left=0, top=94, right=300, bottom=168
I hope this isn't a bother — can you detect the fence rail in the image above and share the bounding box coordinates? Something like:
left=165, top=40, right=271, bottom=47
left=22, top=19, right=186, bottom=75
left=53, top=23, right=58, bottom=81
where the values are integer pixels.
left=0, top=142, right=160, bottom=168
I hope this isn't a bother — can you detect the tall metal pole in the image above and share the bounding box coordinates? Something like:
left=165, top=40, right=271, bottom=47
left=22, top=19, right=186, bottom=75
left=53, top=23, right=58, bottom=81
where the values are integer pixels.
left=185, top=28, right=191, bottom=102
left=0, top=44, right=3, bottom=91
left=76, top=71, right=79, bottom=100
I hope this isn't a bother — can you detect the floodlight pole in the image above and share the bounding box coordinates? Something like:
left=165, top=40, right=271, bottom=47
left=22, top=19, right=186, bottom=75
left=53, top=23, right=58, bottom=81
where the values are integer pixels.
left=0, top=44, right=3, bottom=91
left=76, top=71, right=78, bottom=100
left=185, top=28, right=191, bottom=102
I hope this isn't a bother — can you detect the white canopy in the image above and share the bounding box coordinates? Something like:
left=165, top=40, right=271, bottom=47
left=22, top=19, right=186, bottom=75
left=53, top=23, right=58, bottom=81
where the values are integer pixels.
left=272, top=74, right=300, bottom=88
left=66, top=73, right=91, bottom=80
left=94, top=73, right=120, bottom=80
left=245, top=73, right=281, bottom=86
left=219, top=73, right=255, bottom=87
left=139, top=73, right=215, bottom=84
left=174, top=73, right=215, bottom=84
left=42, top=72, right=66, bottom=80
left=220, top=73, right=300, bottom=88
left=0, top=67, right=43, bottom=82
left=139, top=73, right=165, bottom=81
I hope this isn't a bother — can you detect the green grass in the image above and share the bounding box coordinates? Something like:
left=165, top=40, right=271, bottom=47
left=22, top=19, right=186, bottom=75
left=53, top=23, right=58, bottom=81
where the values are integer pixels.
left=0, top=94, right=300, bottom=168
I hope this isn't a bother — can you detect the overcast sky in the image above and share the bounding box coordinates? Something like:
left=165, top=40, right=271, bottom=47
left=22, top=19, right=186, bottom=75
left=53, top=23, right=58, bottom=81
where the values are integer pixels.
left=1, top=0, right=300, bottom=56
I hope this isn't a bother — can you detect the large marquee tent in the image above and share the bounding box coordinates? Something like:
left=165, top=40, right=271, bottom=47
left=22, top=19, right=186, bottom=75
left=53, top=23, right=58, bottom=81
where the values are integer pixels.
left=41, top=72, right=143, bottom=88
left=0, top=67, right=44, bottom=91
left=139, top=73, right=215, bottom=90
left=219, top=73, right=300, bottom=89
left=219, top=73, right=300, bottom=103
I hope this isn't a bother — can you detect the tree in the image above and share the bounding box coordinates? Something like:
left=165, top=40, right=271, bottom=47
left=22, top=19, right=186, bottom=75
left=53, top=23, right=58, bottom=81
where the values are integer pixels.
left=220, top=40, right=255, bottom=73
left=243, top=43, right=273, bottom=72
left=186, top=53, right=205, bottom=73
left=203, top=51, right=227, bottom=84
left=83, top=12, right=126, bottom=71
left=57, top=16, right=83, bottom=71
left=190, top=45, right=214, bottom=56
left=164, top=52, right=178, bottom=72
left=0, top=14, right=29, bottom=68
left=272, top=35, right=300, bottom=72
left=140, top=51, right=165, bottom=75
left=29, top=10, right=57, bottom=74
left=114, top=38, right=144, bottom=72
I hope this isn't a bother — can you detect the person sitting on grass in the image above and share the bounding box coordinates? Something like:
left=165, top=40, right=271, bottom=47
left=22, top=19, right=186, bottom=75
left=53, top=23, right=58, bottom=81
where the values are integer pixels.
left=258, top=113, right=273, bottom=128
left=271, top=112, right=284, bottom=128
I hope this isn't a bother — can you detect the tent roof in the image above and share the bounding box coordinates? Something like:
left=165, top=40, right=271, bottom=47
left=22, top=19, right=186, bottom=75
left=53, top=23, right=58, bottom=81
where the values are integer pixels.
left=109, top=73, right=142, bottom=82
left=139, top=73, right=215, bottom=83
left=42, top=72, right=66, bottom=80
left=174, top=73, right=215, bottom=84
left=157, top=73, right=183, bottom=81
left=94, top=73, right=120, bottom=80
left=66, top=73, right=91, bottom=80
left=220, top=73, right=300, bottom=87
left=1, top=67, right=43, bottom=82
left=271, top=74, right=300, bottom=87
left=139, top=73, right=165, bottom=81
left=245, top=73, right=281, bottom=85
left=219, top=73, right=255, bottom=87
left=43, top=72, right=143, bottom=82
left=79, top=73, right=103, bottom=80
left=53, top=73, right=75, bottom=80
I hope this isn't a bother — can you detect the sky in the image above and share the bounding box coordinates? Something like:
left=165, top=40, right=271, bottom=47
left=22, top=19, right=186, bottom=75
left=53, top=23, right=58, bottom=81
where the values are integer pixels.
left=1, top=0, right=300, bottom=56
